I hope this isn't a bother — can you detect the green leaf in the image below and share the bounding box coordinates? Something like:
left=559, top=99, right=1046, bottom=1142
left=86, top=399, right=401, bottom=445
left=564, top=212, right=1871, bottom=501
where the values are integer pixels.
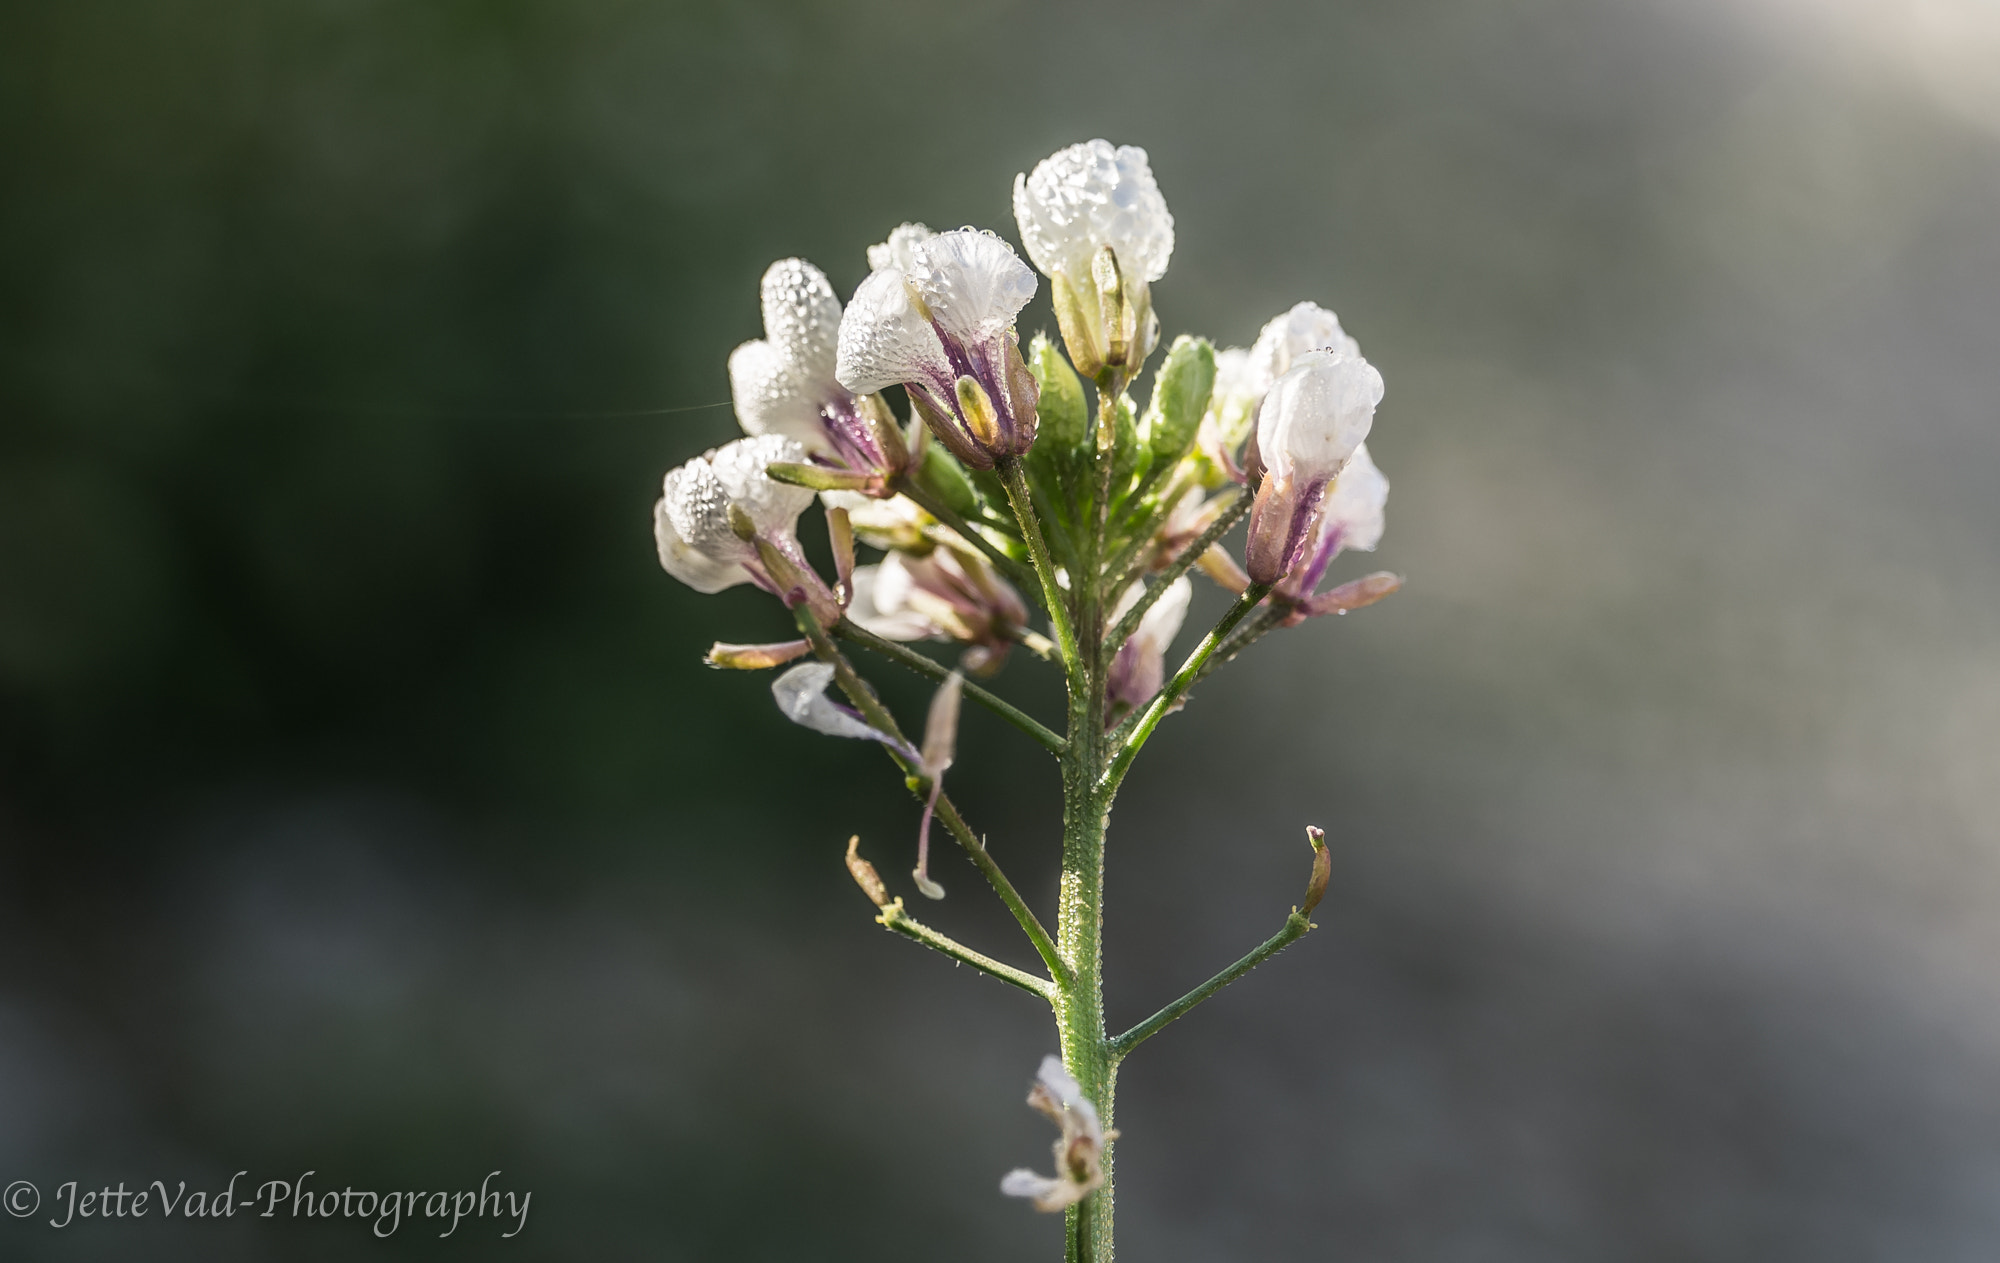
left=1140, top=335, right=1216, bottom=470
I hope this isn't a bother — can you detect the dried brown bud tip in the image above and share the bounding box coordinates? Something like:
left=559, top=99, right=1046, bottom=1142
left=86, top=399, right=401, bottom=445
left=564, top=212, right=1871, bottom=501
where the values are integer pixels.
left=845, top=836, right=890, bottom=908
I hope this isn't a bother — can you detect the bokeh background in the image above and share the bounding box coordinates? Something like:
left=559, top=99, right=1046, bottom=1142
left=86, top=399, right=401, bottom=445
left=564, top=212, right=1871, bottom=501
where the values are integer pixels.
left=5, top=0, right=2000, bottom=1258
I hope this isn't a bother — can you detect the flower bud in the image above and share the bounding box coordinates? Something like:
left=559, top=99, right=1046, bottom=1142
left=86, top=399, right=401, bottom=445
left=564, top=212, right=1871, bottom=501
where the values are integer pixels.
left=705, top=639, right=812, bottom=670
left=1302, top=825, right=1330, bottom=917
left=844, top=836, right=891, bottom=908
left=1013, top=140, right=1173, bottom=376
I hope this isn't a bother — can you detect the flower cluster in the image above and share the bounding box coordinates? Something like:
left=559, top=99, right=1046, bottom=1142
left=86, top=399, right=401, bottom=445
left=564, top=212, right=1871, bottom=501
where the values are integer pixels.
left=646, top=139, right=1407, bottom=1244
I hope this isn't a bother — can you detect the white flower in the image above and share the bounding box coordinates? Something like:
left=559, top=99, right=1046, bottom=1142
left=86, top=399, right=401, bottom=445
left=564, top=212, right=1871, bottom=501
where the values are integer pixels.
left=866, top=221, right=934, bottom=275
left=1105, top=576, right=1192, bottom=714
left=835, top=228, right=1039, bottom=468
left=1000, top=1056, right=1113, bottom=1213
left=1013, top=140, right=1175, bottom=285
left=1243, top=349, right=1383, bottom=585
left=728, top=259, right=907, bottom=485
left=1256, top=348, right=1382, bottom=490
left=653, top=435, right=815, bottom=593
left=1246, top=301, right=1360, bottom=396
left=728, top=259, right=844, bottom=447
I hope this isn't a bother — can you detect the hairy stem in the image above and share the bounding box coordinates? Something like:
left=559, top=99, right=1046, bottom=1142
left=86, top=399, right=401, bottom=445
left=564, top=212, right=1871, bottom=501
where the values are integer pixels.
left=996, top=457, right=1083, bottom=688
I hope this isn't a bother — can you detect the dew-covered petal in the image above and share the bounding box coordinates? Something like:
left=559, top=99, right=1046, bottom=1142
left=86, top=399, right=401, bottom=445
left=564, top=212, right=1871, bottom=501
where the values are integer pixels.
left=728, top=339, right=828, bottom=448
left=1247, top=301, right=1361, bottom=395
left=908, top=229, right=1037, bottom=348
left=759, top=257, right=843, bottom=381
left=1255, top=348, right=1383, bottom=485
left=866, top=221, right=934, bottom=275
left=836, top=267, right=956, bottom=397
left=661, top=457, right=753, bottom=567
left=705, top=435, right=816, bottom=538
left=1013, top=139, right=1175, bottom=284
left=653, top=494, right=749, bottom=592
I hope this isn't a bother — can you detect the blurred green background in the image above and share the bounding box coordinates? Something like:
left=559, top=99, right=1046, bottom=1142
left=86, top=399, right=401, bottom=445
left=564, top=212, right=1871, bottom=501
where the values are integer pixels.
left=5, top=0, right=2000, bottom=1258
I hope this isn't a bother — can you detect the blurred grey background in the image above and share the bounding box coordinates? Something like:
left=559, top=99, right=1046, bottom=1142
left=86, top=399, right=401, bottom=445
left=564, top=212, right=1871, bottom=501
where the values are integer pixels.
left=4, top=0, right=2000, bottom=1258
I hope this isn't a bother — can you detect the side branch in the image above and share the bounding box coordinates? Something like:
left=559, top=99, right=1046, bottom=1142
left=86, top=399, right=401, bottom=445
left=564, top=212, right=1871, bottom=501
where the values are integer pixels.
left=833, top=618, right=1067, bottom=757
left=1109, top=911, right=1312, bottom=1056
left=1110, top=826, right=1330, bottom=1056
left=796, top=608, right=1070, bottom=987
left=1102, top=487, right=1249, bottom=652
left=1099, top=583, right=1272, bottom=792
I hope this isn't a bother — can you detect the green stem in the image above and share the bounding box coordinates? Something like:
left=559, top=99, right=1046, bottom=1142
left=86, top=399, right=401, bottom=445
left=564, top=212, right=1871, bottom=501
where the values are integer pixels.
left=832, top=618, right=1066, bottom=756
left=996, top=457, right=1082, bottom=688
left=794, top=608, right=1068, bottom=986
left=876, top=898, right=1056, bottom=999
left=1109, top=910, right=1314, bottom=1056
left=1101, top=487, right=1249, bottom=653
left=1099, top=584, right=1272, bottom=794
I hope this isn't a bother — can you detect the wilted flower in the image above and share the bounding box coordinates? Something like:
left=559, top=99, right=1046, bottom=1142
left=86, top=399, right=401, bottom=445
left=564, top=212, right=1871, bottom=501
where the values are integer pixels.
left=729, top=259, right=908, bottom=493
left=847, top=546, right=1030, bottom=675
left=1105, top=576, right=1191, bottom=719
left=1242, top=348, right=1383, bottom=585
left=772, top=661, right=962, bottom=900
left=655, top=435, right=840, bottom=621
left=1013, top=140, right=1174, bottom=375
left=1000, top=1056, right=1115, bottom=1213
left=771, top=661, right=904, bottom=746
left=835, top=227, right=1040, bottom=470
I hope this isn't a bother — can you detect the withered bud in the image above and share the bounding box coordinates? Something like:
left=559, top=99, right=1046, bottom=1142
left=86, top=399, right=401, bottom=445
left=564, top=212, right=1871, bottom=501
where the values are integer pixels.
left=1302, top=824, right=1330, bottom=917
left=845, top=836, right=890, bottom=908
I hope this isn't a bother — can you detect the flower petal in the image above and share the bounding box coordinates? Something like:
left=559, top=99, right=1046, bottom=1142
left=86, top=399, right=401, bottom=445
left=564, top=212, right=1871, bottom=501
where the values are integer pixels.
left=653, top=495, right=749, bottom=593
left=1254, top=348, right=1382, bottom=486
left=1247, top=301, right=1362, bottom=395
left=771, top=662, right=898, bottom=743
left=706, top=435, right=817, bottom=539
left=908, top=229, right=1037, bottom=348
left=728, top=339, right=828, bottom=449
left=1013, top=139, right=1175, bottom=283
left=760, top=257, right=842, bottom=382
left=1319, top=442, right=1389, bottom=553
left=836, top=267, right=955, bottom=398
left=866, top=221, right=934, bottom=275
